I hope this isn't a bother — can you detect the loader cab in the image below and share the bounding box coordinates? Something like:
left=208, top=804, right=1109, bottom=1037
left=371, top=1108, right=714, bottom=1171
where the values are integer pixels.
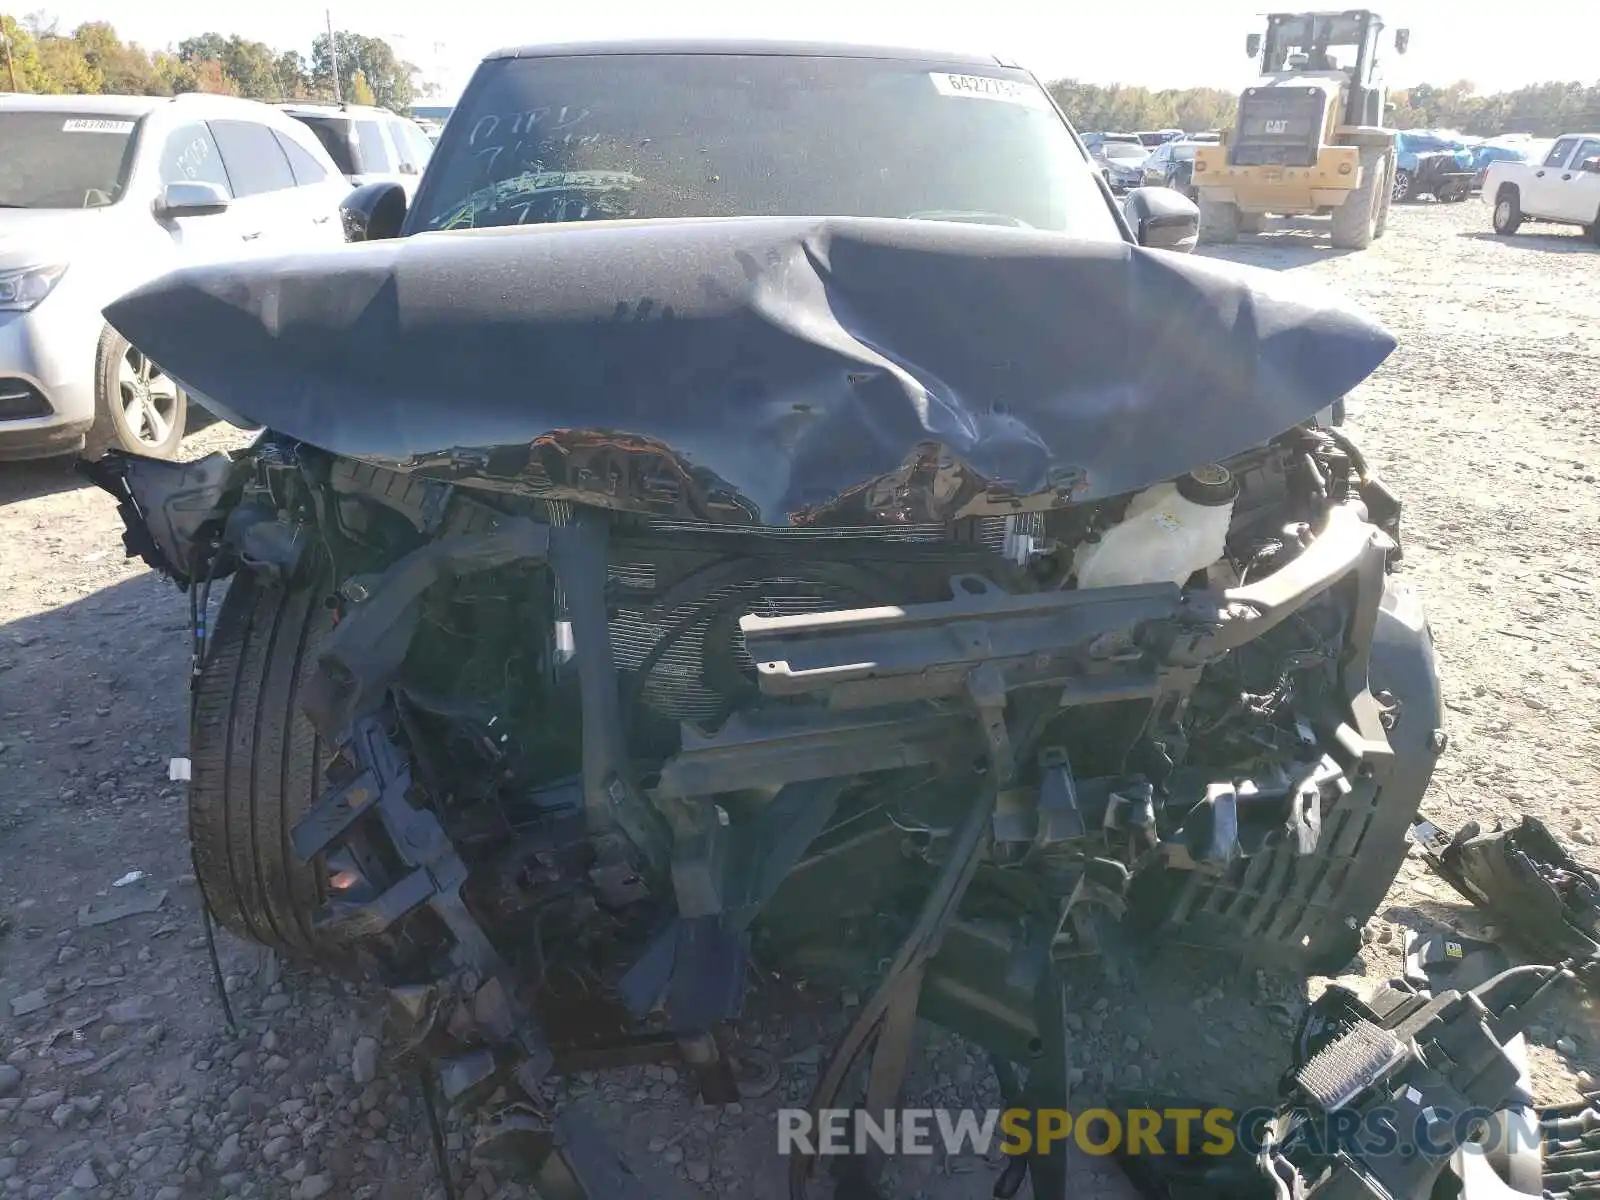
left=1251, top=10, right=1407, bottom=128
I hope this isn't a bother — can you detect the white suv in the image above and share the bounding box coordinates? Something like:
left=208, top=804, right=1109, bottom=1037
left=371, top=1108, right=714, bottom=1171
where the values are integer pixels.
left=0, top=92, right=350, bottom=460
left=278, top=103, right=435, bottom=199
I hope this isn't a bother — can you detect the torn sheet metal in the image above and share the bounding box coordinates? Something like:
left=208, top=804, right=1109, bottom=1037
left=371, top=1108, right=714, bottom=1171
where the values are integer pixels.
left=104, top=216, right=1394, bottom=524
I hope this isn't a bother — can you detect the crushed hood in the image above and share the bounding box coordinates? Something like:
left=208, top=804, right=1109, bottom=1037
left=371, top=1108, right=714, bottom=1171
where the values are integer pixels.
left=103, top=215, right=1395, bottom=525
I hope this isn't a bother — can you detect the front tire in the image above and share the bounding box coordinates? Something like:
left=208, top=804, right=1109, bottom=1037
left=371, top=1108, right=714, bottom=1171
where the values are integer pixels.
left=1330, top=150, right=1383, bottom=250
left=1492, top=187, right=1523, bottom=236
left=85, top=325, right=187, bottom=460
left=1373, top=154, right=1394, bottom=238
left=1197, top=195, right=1240, bottom=244
left=1391, top=168, right=1414, bottom=204
left=1237, top=212, right=1265, bottom=234
left=190, top=561, right=334, bottom=961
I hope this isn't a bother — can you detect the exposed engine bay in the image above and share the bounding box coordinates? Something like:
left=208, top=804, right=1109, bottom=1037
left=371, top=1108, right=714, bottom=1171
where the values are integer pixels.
left=83, top=217, right=1454, bottom=1199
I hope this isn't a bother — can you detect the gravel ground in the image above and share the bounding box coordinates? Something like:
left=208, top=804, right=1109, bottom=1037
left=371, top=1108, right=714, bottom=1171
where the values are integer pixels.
left=1, top=196, right=1598, bottom=1200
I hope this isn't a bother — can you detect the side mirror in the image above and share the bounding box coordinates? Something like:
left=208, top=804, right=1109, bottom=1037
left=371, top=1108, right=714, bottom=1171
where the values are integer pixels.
left=1123, top=187, right=1199, bottom=253
left=1394, top=28, right=1410, bottom=54
left=341, top=180, right=408, bottom=242
left=153, top=180, right=230, bottom=219
left=1580, top=156, right=1600, bottom=175
left=1245, top=33, right=1262, bottom=58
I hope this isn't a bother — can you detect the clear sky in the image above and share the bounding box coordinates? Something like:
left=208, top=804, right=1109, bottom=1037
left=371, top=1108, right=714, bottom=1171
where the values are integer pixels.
left=36, top=0, right=1600, bottom=104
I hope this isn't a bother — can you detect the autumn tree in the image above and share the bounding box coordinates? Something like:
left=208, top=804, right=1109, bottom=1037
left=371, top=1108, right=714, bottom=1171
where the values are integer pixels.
left=73, top=21, right=157, bottom=93
left=311, top=30, right=417, bottom=110
left=348, top=67, right=376, bottom=105
left=1, top=14, right=46, bottom=90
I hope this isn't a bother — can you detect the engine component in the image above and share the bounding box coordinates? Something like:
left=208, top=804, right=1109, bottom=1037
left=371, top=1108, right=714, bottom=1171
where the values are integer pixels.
left=1073, top=465, right=1239, bottom=588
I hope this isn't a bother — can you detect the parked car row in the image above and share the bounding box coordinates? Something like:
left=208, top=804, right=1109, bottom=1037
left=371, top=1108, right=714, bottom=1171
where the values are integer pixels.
left=0, top=93, right=434, bottom=462
left=1140, top=139, right=1203, bottom=200
left=1083, top=131, right=1182, bottom=194
left=1084, top=129, right=1226, bottom=198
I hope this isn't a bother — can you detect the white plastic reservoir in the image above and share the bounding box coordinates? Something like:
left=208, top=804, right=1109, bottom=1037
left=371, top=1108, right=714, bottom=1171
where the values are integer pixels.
left=1072, top=464, right=1238, bottom=589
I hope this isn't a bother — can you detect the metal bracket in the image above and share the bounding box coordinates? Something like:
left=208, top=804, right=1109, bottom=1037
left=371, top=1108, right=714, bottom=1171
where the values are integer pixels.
left=291, top=712, right=554, bottom=1082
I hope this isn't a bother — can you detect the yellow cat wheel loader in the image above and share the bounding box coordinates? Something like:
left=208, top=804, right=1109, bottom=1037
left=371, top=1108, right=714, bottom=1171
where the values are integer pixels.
left=1195, top=10, right=1408, bottom=250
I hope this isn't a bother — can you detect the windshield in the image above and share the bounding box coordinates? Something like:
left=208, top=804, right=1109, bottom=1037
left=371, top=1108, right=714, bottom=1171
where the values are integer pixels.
left=0, top=112, right=142, bottom=209
left=289, top=115, right=357, bottom=175
left=1264, top=12, right=1368, bottom=72
left=1102, top=142, right=1146, bottom=161
left=409, top=54, right=1119, bottom=240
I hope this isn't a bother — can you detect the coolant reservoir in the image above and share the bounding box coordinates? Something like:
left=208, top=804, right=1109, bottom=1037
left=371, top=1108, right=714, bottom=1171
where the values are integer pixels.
left=1072, top=465, right=1239, bottom=589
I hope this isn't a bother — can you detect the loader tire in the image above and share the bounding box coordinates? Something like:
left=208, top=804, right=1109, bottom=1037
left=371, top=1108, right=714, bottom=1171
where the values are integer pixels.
left=1373, top=152, right=1394, bottom=238
left=190, top=562, right=334, bottom=961
left=1197, top=195, right=1240, bottom=244
left=1330, top=150, right=1382, bottom=250
left=1237, top=212, right=1265, bottom=235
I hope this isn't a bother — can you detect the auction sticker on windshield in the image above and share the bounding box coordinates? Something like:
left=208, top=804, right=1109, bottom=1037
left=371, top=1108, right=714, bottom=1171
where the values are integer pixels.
left=62, top=119, right=135, bottom=134
left=929, top=72, right=1051, bottom=110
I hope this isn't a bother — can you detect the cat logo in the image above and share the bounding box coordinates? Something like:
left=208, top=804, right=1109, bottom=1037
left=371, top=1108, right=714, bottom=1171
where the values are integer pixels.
left=1264, top=118, right=1290, bottom=134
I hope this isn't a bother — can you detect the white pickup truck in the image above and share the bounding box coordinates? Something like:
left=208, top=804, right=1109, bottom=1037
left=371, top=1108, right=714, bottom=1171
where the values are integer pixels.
left=1482, top=132, right=1600, bottom=244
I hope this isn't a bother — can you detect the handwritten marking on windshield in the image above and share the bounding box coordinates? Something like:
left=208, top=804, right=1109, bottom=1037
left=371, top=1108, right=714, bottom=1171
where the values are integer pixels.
left=468, top=106, right=593, bottom=147
left=436, top=170, right=641, bottom=229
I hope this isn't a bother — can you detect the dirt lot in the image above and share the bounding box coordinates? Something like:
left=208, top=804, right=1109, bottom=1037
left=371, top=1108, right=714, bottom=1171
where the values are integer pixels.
left=2, top=197, right=1598, bottom=1200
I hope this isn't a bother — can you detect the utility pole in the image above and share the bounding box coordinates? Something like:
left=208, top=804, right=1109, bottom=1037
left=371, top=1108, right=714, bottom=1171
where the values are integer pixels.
left=2, top=24, right=20, bottom=93
left=326, top=9, right=343, bottom=104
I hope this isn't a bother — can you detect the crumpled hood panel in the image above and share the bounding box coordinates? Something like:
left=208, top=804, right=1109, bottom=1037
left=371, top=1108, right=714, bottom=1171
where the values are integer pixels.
left=103, top=215, right=1394, bottom=524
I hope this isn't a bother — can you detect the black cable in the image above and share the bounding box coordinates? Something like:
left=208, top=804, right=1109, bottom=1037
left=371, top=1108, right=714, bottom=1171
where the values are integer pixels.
left=418, top=1066, right=459, bottom=1200
left=195, top=845, right=237, bottom=1034
left=188, top=541, right=234, bottom=1032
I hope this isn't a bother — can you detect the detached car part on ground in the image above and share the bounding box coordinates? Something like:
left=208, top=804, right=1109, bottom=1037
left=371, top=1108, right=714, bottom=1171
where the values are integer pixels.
left=84, top=42, right=1451, bottom=1200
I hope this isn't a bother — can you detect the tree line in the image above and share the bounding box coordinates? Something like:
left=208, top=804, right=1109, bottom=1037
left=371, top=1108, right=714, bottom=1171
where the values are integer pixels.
left=1048, top=77, right=1600, bottom=138
left=3, top=19, right=1597, bottom=134
left=0, top=13, right=421, bottom=110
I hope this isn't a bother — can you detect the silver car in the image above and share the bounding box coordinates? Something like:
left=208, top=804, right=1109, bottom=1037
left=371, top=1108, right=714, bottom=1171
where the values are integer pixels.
left=1096, top=141, right=1150, bottom=192
left=0, top=92, right=349, bottom=461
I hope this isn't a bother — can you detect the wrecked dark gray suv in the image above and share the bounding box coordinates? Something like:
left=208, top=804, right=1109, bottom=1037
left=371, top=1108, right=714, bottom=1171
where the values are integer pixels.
left=84, top=40, right=1443, bottom=1200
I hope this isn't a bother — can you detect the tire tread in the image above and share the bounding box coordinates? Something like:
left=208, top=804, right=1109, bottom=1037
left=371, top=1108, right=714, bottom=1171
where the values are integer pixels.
left=190, top=568, right=331, bottom=959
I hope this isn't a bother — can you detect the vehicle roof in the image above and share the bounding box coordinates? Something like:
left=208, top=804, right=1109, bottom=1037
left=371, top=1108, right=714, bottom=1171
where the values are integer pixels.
left=483, top=38, right=1019, bottom=69
left=0, top=92, right=316, bottom=119
left=1267, top=10, right=1386, bottom=19
left=0, top=93, right=164, bottom=115
left=278, top=102, right=412, bottom=120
